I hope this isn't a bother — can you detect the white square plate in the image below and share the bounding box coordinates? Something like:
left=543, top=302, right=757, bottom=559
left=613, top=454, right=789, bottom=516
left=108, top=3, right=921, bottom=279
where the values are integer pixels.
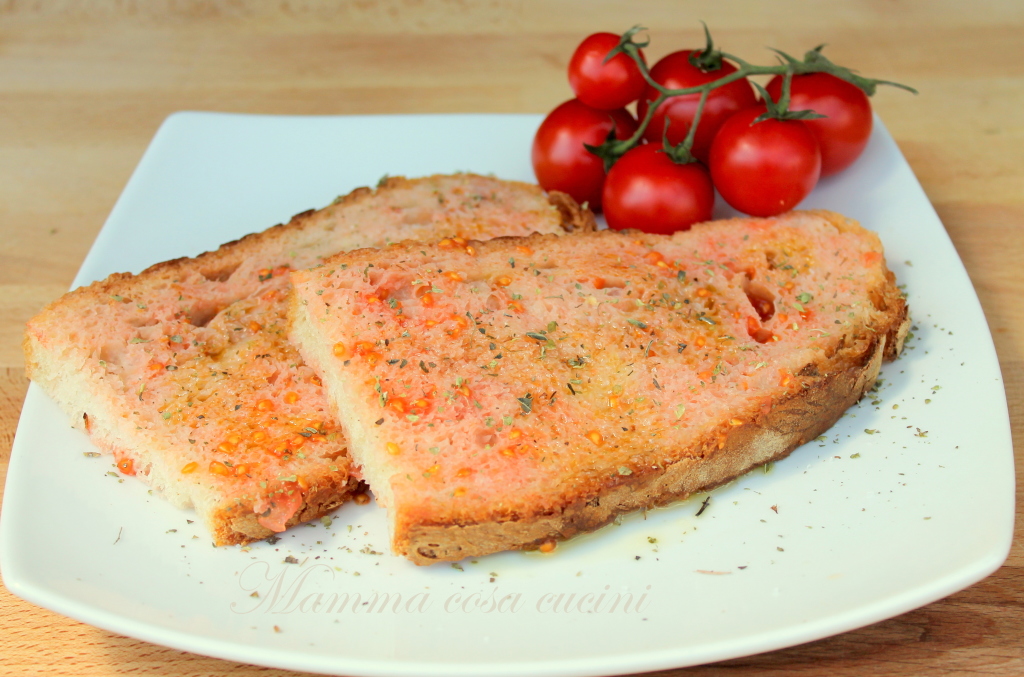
left=1, top=113, right=1014, bottom=676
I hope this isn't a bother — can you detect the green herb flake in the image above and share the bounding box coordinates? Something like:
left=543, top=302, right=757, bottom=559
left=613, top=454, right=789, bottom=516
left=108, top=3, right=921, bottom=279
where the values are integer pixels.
left=696, top=313, right=716, bottom=325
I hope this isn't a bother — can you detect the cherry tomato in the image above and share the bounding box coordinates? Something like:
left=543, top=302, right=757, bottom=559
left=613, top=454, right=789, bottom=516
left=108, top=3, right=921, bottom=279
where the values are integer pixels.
left=709, top=107, right=821, bottom=217
left=531, top=99, right=638, bottom=210
left=568, top=32, right=647, bottom=110
left=602, top=144, right=714, bottom=234
left=766, top=73, right=872, bottom=176
left=636, top=50, right=756, bottom=164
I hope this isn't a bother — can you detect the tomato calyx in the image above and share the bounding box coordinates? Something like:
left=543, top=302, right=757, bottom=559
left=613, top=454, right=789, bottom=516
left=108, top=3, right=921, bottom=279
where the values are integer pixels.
left=687, top=21, right=725, bottom=72
left=661, top=134, right=699, bottom=165
left=751, top=77, right=827, bottom=125
left=583, top=120, right=637, bottom=172
left=602, top=25, right=649, bottom=64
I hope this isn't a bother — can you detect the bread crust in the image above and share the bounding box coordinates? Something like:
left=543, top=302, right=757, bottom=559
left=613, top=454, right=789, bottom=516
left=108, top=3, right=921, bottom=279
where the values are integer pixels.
left=24, top=174, right=588, bottom=546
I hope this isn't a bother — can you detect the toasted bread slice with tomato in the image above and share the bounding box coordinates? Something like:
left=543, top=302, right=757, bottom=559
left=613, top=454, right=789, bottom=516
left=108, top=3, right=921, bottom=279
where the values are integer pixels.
left=24, top=174, right=593, bottom=545
left=289, top=210, right=908, bottom=564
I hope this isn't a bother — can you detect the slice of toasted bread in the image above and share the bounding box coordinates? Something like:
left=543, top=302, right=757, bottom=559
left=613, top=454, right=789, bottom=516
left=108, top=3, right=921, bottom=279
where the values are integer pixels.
left=289, top=210, right=909, bottom=564
left=24, top=174, right=593, bottom=546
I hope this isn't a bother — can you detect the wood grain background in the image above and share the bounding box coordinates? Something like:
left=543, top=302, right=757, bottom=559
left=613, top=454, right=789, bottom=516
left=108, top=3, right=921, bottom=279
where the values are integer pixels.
left=1, top=1, right=1021, bottom=675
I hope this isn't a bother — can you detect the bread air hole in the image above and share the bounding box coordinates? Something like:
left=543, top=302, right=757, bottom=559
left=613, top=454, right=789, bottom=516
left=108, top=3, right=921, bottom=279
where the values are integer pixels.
left=366, top=267, right=391, bottom=286
left=400, top=206, right=436, bottom=225
left=325, top=449, right=347, bottom=462
left=869, top=288, right=888, bottom=312
left=741, top=276, right=776, bottom=344
left=388, top=279, right=418, bottom=302
left=186, top=299, right=227, bottom=328
left=97, top=340, right=125, bottom=366
left=742, top=280, right=776, bottom=323
left=475, top=429, right=498, bottom=448
left=125, top=314, right=161, bottom=329
left=485, top=293, right=504, bottom=311
left=199, top=262, right=241, bottom=283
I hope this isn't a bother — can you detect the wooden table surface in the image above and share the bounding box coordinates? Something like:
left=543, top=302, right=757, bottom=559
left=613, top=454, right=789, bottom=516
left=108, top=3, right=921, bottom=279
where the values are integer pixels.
left=1, top=2, right=1021, bottom=675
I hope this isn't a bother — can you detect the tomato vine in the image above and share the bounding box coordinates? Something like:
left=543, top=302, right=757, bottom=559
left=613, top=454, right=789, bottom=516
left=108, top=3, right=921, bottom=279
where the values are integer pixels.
left=587, top=24, right=916, bottom=169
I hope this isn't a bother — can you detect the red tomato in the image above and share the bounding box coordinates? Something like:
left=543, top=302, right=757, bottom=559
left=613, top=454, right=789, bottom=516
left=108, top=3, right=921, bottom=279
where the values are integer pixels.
left=602, top=144, right=715, bottom=234
left=636, top=50, right=756, bottom=164
left=568, top=32, right=647, bottom=110
left=531, top=99, right=638, bottom=210
left=766, top=73, right=872, bottom=176
left=709, top=108, right=821, bottom=217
